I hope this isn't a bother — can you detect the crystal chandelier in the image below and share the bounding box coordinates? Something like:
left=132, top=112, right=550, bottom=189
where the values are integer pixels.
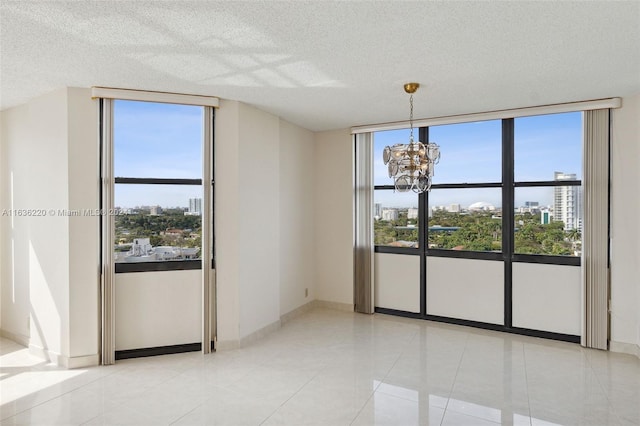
left=382, top=83, right=440, bottom=193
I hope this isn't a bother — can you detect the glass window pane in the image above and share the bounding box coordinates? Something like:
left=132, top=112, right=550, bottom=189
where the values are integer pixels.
left=428, top=120, right=502, bottom=184
left=515, top=112, right=582, bottom=182
left=514, top=187, right=581, bottom=257
left=373, top=128, right=412, bottom=186
left=374, top=190, right=419, bottom=248
left=114, top=100, right=203, bottom=179
left=114, top=184, right=202, bottom=263
left=428, top=188, right=502, bottom=252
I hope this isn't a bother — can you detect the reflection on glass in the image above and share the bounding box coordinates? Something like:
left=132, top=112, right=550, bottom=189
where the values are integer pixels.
left=428, top=188, right=502, bottom=252
left=514, top=187, right=582, bottom=257
left=515, top=112, right=582, bottom=182
left=114, top=185, right=202, bottom=263
left=374, top=190, right=419, bottom=248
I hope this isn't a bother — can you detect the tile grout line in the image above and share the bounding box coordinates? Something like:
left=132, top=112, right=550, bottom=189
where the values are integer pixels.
left=583, top=349, right=625, bottom=426
left=0, top=362, right=135, bottom=422
left=257, top=370, right=322, bottom=426
left=439, top=331, right=470, bottom=426
left=521, top=343, right=533, bottom=426
left=347, top=327, right=421, bottom=426
left=257, top=326, right=355, bottom=426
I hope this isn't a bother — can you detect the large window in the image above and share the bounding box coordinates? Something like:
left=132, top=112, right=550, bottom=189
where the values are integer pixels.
left=427, top=120, right=502, bottom=254
left=373, top=113, right=582, bottom=262
left=113, top=100, right=207, bottom=272
left=428, top=188, right=502, bottom=252
left=514, top=112, right=582, bottom=257
left=374, top=129, right=420, bottom=250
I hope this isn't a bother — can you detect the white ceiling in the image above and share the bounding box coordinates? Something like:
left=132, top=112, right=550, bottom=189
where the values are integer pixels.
left=1, top=1, right=639, bottom=132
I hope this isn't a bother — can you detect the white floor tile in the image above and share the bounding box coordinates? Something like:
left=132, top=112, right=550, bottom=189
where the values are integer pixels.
left=1, top=308, right=639, bottom=425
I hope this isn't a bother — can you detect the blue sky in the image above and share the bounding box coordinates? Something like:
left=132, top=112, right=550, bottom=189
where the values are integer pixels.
left=374, top=112, right=582, bottom=208
left=114, top=100, right=582, bottom=209
left=114, top=100, right=204, bottom=208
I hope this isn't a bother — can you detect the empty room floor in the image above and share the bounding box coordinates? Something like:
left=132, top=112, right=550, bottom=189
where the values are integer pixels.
left=1, top=308, right=639, bottom=425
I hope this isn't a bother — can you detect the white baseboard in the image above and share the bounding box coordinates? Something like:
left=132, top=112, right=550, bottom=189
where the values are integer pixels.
left=65, top=354, right=100, bottom=368
left=215, top=339, right=240, bottom=350
left=240, top=319, right=281, bottom=347
left=0, top=328, right=29, bottom=347
left=216, top=319, right=282, bottom=351
left=28, top=344, right=99, bottom=368
left=314, top=299, right=354, bottom=312
left=610, top=340, right=640, bottom=359
left=215, top=299, right=355, bottom=351
left=280, top=300, right=316, bottom=325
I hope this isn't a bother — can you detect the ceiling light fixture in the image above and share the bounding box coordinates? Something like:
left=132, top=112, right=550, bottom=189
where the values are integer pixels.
left=382, top=83, right=440, bottom=193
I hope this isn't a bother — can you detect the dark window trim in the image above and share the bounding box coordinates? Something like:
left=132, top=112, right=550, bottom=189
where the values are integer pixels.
left=374, top=246, right=420, bottom=255
left=425, top=249, right=503, bottom=261
left=375, top=307, right=580, bottom=344
left=430, top=182, right=502, bottom=189
left=115, top=259, right=201, bottom=273
left=115, top=177, right=202, bottom=185
left=376, top=182, right=504, bottom=190
left=115, top=341, right=214, bottom=360
left=503, top=118, right=514, bottom=328
left=514, top=180, right=581, bottom=187
left=512, top=254, right=580, bottom=266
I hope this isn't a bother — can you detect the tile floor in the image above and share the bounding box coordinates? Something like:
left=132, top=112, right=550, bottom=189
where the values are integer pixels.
left=1, top=308, right=639, bottom=425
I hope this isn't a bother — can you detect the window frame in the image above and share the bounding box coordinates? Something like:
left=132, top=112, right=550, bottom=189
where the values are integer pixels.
left=102, top=100, right=215, bottom=274
left=373, top=119, right=582, bottom=267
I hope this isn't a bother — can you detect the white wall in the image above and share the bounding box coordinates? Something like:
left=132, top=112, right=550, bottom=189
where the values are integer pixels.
left=66, top=88, right=100, bottom=360
left=314, top=129, right=353, bottom=306
left=512, top=263, right=581, bottom=335
left=0, top=111, right=3, bottom=331
left=0, top=89, right=70, bottom=357
left=427, top=257, right=504, bottom=325
left=214, top=100, right=241, bottom=343
left=216, top=100, right=316, bottom=345
left=375, top=253, right=420, bottom=313
left=0, top=88, right=100, bottom=365
left=237, top=102, right=280, bottom=338
left=610, top=93, right=640, bottom=352
left=115, top=271, right=201, bottom=350
left=279, top=119, right=315, bottom=316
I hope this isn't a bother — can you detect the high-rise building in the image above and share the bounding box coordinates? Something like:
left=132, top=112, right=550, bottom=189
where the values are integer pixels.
left=448, top=203, right=461, bottom=213
left=382, top=209, right=398, bottom=221
left=374, top=203, right=382, bottom=218
left=553, top=172, right=582, bottom=231
left=188, top=198, right=202, bottom=216
left=407, top=208, right=418, bottom=219
left=540, top=209, right=551, bottom=225
left=150, top=205, right=162, bottom=215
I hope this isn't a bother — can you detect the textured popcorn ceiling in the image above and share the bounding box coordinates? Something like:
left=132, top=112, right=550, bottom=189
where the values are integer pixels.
left=0, top=1, right=638, bottom=131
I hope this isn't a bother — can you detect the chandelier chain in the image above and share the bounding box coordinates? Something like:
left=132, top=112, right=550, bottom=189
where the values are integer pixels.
left=409, top=93, right=414, bottom=141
